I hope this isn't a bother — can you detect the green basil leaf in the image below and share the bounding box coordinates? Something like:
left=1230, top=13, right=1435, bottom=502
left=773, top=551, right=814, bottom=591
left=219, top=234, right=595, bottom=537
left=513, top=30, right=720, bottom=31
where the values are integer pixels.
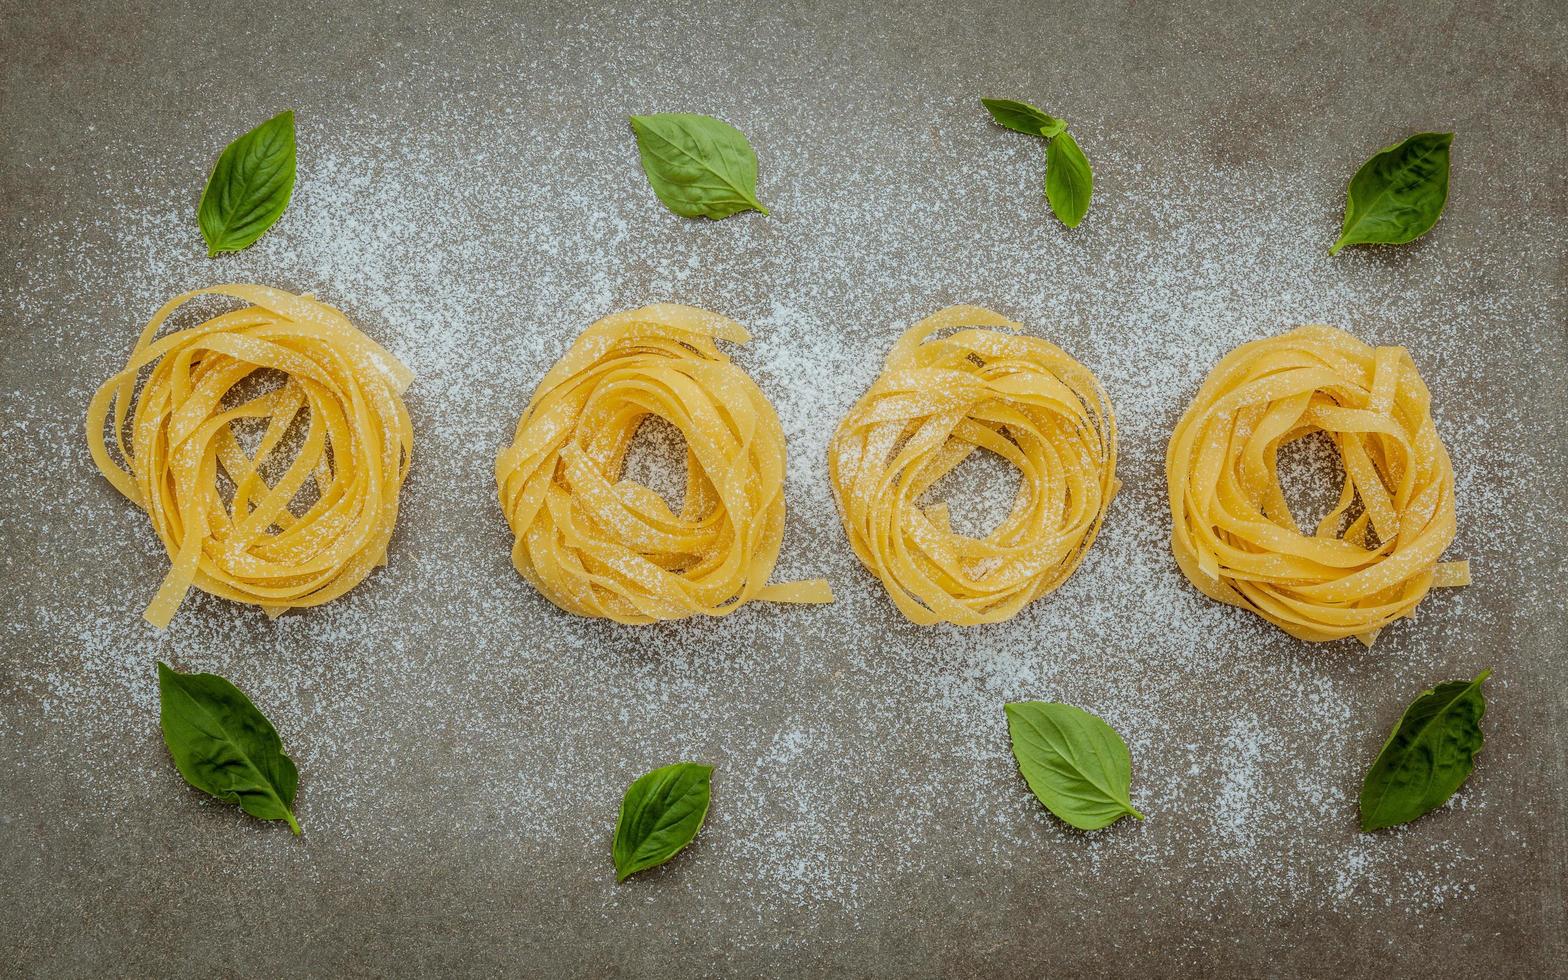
left=1044, top=130, right=1093, bottom=229
left=156, top=662, right=301, bottom=834
left=1329, top=131, right=1452, bottom=255
left=197, top=109, right=297, bottom=257
left=1004, top=701, right=1143, bottom=831
left=628, top=113, right=768, bottom=220
left=981, top=98, right=1067, bottom=138
left=612, top=761, right=712, bottom=880
left=1359, top=668, right=1490, bottom=831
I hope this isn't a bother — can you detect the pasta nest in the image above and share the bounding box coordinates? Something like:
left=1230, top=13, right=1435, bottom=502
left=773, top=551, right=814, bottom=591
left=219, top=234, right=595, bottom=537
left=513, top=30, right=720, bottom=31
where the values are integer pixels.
left=1166, top=325, right=1468, bottom=646
left=829, top=305, right=1118, bottom=626
left=86, top=285, right=413, bottom=628
left=495, top=304, right=832, bottom=623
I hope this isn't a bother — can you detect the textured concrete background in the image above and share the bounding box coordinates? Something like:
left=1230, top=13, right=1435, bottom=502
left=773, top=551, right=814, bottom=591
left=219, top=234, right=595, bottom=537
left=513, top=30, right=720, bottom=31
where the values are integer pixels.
left=3, top=1, right=1566, bottom=977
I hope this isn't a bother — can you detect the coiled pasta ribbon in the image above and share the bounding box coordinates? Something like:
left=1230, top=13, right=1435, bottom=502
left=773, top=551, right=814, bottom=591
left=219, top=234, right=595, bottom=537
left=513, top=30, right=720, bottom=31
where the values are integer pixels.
left=829, top=306, right=1118, bottom=626
left=86, top=285, right=413, bottom=628
left=495, top=304, right=832, bottom=623
left=1167, top=325, right=1468, bottom=646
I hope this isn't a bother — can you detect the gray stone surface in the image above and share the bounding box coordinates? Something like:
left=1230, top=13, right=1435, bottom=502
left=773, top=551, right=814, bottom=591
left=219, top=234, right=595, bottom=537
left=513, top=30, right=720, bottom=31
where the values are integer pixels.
left=2, top=0, right=1565, bottom=976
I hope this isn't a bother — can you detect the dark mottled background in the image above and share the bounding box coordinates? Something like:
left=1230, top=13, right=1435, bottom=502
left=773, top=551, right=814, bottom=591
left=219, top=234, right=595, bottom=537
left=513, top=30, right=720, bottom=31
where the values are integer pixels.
left=2, top=1, right=1565, bottom=977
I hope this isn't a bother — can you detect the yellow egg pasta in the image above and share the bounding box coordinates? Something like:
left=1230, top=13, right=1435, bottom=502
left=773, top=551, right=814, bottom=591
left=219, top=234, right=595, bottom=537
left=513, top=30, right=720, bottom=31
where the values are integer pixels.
left=86, top=285, right=413, bottom=628
left=828, top=305, right=1118, bottom=626
left=495, top=303, right=832, bottom=624
left=1167, top=325, right=1468, bottom=646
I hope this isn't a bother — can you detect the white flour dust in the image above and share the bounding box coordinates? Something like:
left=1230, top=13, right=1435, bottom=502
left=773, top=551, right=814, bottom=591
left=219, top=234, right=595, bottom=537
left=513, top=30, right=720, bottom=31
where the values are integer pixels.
left=1, top=94, right=1559, bottom=932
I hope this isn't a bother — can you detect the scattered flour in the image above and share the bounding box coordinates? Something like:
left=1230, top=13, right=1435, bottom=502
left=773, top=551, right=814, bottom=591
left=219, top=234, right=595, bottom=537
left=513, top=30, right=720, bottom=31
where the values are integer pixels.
left=1, top=83, right=1562, bottom=954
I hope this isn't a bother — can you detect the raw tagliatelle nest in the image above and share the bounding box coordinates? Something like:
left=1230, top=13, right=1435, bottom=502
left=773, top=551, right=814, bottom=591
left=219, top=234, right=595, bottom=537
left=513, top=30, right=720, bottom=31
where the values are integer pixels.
left=1166, top=324, right=1469, bottom=646
left=828, top=305, right=1118, bottom=626
left=86, top=285, right=413, bottom=628
left=495, top=303, right=832, bottom=624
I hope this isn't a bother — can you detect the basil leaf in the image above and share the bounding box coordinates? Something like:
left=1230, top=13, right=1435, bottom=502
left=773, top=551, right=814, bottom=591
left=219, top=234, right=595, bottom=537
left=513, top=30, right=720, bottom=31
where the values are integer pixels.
left=1004, top=701, right=1143, bottom=831
left=1329, top=131, right=1452, bottom=255
left=156, top=662, right=301, bottom=834
left=628, top=113, right=768, bottom=220
left=981, top=98, right=1067, bottom=138
left=197, top=109, right=297, bottom=257
left=1044, top=130, right=1093, bottom=229
left=612, top=762, right=712, bottom=880
left=1360, top=668, right=1490, bottom=831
